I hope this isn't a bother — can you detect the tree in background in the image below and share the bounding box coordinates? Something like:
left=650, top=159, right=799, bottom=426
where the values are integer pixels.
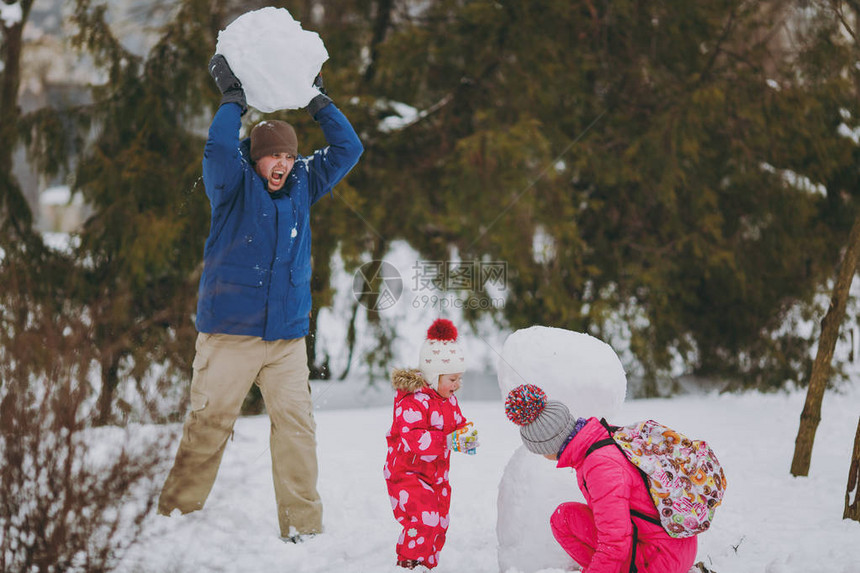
left=62, top=0, right=225, bottom=424
left=6, top=0, right=261, bottom=423
left=846, top=417, right=860, bottom=520
left=1, top=0, right=77, bottom=328
left=0, top=282, right=171, bottom=572
left=0, top=0, right=36, bottom=240
left=1, top=3, right=177, bottom=565
left=6, top=0, right=860, bottom=427
left=319, top=0, right=859, bottom=394
left=787, top=0, right=860, bottom=477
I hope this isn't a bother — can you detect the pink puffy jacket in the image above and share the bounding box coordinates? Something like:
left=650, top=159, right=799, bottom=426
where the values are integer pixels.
left=557, top=418, right=698, bottom=573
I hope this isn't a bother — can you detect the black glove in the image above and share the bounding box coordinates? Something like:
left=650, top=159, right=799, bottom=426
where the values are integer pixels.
left=306, top=72, right=332, bottom=119
left=208, top=54, right=247, bottom=115
left=312, top=73, right=327, bottom=96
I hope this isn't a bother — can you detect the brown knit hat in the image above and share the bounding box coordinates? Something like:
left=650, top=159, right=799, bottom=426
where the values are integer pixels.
left=250, top=120, right=298, bottom=162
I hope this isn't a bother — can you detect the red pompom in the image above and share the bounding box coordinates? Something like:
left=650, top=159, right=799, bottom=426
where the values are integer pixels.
left=426, top=318, right=458, bottom=341
left=505, top=384, right=547, bottom=426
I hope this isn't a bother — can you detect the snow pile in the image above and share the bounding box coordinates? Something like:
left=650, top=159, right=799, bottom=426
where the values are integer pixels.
left=496, top=326, right=627, bottom=419
left=496, top=446, right=580, bottom=571
left=0, top=2, right=22, bottom=28
left=495, top=327, right=627, bottom=572
left=215, top=7, right=328, bottom=112
left=111, top=378, right=860, bottom=573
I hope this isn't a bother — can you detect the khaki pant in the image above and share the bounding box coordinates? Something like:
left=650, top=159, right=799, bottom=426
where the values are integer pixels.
left=158, top=333, right=321, bottom=536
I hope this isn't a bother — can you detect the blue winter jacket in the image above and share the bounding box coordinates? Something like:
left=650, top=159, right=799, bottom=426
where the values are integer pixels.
left=196, top=101, right=363, bottom=340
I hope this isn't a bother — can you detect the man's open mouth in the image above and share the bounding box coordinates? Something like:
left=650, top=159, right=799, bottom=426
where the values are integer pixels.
left=271, top=169, right=285, bottom=183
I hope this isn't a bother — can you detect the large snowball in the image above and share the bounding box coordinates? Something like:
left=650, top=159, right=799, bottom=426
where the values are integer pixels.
left=215, top=7, right=328, bottom=112
left=497, top=446, right=579, bottom=572
left=496, top=326, right=627, bottom=573
left=497, top=326, right=626, bottom=419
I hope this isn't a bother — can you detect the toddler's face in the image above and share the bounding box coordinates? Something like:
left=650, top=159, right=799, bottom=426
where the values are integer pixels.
left=437, top=373, right=463, bottom=398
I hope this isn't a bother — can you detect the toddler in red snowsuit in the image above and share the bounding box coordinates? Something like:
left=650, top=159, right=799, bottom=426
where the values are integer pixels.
left=384, top=319, right=478, bottom=571
left=504, top=385, right=699, bottom=573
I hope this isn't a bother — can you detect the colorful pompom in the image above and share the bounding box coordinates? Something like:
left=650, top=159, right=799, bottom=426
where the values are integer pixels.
left=504, top=384, right=547, bottom=426
left=426, top=318, right=458, bottom=341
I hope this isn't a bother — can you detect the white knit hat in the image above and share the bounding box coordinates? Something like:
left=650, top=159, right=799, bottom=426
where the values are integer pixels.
left=419, top=319, right=467, bottom=390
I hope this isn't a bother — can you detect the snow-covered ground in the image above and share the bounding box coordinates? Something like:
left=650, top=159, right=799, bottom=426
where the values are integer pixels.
left=114, top=376, right=860, bottom=573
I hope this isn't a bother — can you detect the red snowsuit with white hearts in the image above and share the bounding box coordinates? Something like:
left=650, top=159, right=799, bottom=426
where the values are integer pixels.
left=384, top=371, right=468, bottom=569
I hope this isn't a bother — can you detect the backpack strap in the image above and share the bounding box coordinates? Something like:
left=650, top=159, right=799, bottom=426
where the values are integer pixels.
left=599, top=417, right=620, bottom=433
left=584, top=419, right=662, bottom=573
left=585, top=418, right=621, bottom=457
left=589, top=419, right=660, bottom=513
left=631, top=508, right=662, bottom=528
left=628, top=520, right=639, bottom=573
left=585, top=438, right=616, bottom=457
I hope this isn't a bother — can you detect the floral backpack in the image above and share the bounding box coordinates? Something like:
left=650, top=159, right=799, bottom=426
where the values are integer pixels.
left=586, top=418, right=727, bottom=538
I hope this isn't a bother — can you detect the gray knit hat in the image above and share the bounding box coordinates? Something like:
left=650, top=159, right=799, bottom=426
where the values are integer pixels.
left=505, top=384, right=578, bottom=456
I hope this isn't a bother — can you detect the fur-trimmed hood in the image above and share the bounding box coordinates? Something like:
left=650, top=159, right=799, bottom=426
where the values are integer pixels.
left=391, top=368, right=430, bottom=392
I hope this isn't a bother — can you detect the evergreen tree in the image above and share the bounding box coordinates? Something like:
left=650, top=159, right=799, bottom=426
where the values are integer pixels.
left=65, top=0, right=226, bottom=423
left=333, top=0, right=858, bottom=393
left=0, top=0, right=35, bottom=240
left=1, top=0, right=80, bottom=379
left=11, top=0, right=860, bottom=406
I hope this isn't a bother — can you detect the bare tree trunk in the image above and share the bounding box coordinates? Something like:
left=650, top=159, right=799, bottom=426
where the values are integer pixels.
left=846, top=417, right=860, bottom=521
left=0, top=1, right=27, bottom=167
left=338, top=240, right=388, bottom=380
left=95, top=353, right=121, bottom=426
left=363, top=0, right=394, bottom=83
left=791, top=214, right=860, bottom=476
left=0, top=0, right=35, bottom=235
left=339, top=301, right=360, bottom=380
